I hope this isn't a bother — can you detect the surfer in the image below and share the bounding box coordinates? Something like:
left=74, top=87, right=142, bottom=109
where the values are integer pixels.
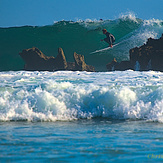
left=101, top=29, right=115, bottom=47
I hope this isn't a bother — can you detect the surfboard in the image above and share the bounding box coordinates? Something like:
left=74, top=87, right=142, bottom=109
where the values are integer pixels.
left=90, top=42, right=120, bottom=54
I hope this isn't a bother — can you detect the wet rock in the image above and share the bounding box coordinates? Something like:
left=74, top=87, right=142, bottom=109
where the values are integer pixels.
left=19, top=47, right=56, bottom=71
left=106, top=58, right=118, bottom=71
left=19, top=47, right=95, bottom=72
left=115, top=61, right=131, bottom=71
left=129, top=35, right=163, bottom=71
left=73, top=52, right=87, bottom=71
left=106, top=34, right=163, bottom=71
left=54, top=48, right=68, bottom=70
left=73, top=52, right=95, bottom=72
left=106, top=58, right=131, bottom=71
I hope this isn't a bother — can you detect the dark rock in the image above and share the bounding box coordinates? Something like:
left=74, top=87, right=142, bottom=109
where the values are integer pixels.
left=150, top=50, right=163, bottom=71
left=67, top=62, right=75, bottom=71
left=54, top=48, right=68, bottom=70
left=106, top=34, right=163, bottom=71
left=115, top=61, right=131, bottom=71
left=86, top=65, right=95, bottom=72
left=73, top=52, right=95, bottom=72
left=73, top=52, right=87, bottom=71
left=19, top=47, right=56, bottom=71
left=129, top=35, right=163, bottom=71
left=106, top=58, right=131, bottom=71
left=106, top=58, right=118, bottom=71
left=129, top=46, right=152, bottom=70
left=19, top=47, right=95, bottom=72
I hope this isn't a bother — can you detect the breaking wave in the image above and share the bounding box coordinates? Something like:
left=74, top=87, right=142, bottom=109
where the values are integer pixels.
left=0, top=14, right=163, bottom=71
left=0, top=70, right=163, bottom=122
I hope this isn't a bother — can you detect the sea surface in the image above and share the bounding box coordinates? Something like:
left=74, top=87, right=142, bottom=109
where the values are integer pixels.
left=0, top=14, right=163, bottom=162
left=0, top=70, right=163, bottom=162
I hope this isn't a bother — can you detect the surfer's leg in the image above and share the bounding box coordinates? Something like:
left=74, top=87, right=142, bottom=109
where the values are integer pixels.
left=104, top=38, right=112, bottom=47
left=104, top=38, right=110, bottom=44
left=111, top=36, right=115, bottom=45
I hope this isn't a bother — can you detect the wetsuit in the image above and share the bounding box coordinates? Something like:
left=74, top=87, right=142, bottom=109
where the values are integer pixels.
left=104, top=32, right=115, bottom=46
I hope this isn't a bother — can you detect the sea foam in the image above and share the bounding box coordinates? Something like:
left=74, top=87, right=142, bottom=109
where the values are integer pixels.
left=0, top=71, right=162, bottom=122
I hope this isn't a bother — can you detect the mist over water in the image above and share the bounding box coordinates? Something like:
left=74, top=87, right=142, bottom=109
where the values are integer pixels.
left=0, top=14, right=163, bottom=71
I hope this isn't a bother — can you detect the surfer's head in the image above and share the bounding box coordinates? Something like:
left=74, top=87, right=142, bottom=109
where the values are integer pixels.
left=102, top=29, right=107, bottom=34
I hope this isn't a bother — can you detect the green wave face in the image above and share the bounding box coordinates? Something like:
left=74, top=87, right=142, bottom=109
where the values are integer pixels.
left=0, top=16, right=163, bottom=71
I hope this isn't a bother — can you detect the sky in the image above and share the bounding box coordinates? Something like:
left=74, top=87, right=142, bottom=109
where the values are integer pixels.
left=0, top=0, right=163, bottom=27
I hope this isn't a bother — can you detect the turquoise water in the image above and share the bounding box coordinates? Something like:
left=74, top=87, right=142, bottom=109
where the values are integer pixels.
left=0, top=70, right=163, bottom=162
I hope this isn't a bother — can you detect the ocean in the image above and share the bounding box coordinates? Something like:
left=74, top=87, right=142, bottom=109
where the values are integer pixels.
left=0, top=14, right=163, bottom=71
left=0, top=14, right=163, bottom=162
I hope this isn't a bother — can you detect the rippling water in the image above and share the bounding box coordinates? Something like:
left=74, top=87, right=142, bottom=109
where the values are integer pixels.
left=0, top=120, right=163, bottom=162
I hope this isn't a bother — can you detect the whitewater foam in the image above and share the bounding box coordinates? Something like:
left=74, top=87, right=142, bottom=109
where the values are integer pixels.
left=143, top=18, right=163, bottom=27
left=119, top=12, right=139, bottom=23
left=0, top=71, right=162, bottom=122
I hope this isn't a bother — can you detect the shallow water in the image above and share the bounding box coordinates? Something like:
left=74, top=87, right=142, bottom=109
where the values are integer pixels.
left=0, top=120, right=163, bottom=162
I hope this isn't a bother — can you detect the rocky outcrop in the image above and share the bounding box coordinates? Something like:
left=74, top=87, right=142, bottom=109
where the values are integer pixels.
left=74, top=52, right=87, bottom=71
left=106, top=34, right=163, bottom=71
left=73, top=52, right=95, bottom=71
left=19, top=47, right=95, bottom=72
left=19, top=47, right=56, bottom=71
left=106, top=58, right=117, bottom=71
left=129, top=35, right=163, bottom=71
left=106, top=58, right=132, bottom=71
left=53, top=48, right=68, bottom=70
